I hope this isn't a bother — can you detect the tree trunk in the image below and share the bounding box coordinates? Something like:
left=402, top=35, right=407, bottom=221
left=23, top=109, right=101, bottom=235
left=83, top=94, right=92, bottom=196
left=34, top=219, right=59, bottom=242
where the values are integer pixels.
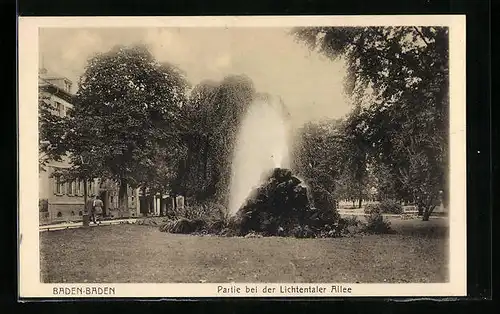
left=417, top=207, right=424, bottom=216
left=422, top=205, right=436, bottom=221
left=118, top=177, right=128, bottom=214
left=358, top=197, right=362, bottom=209
left=83, top=178, right=88, bottom=210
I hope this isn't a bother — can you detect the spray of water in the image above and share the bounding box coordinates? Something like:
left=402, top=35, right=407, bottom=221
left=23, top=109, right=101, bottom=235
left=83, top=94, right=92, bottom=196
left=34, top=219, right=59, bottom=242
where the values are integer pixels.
left=228, top=97, right=291, bottom=215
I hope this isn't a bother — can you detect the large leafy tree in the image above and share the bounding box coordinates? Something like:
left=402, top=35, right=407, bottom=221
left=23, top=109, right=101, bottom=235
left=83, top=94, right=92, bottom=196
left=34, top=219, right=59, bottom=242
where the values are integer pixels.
left=178, top=80, right=219, bottom=202
left=179, top=75, right=256, bottom=205
left=293, top=119, right=344, bottom=210
left=38, top=93, right=67, bottom=172
left=293, top=26, right=449, bottom=220
left=339, top=106, right=371, bottom=208
left=62, top=45, right=189, bottom=212
left=209, top=75, right=256, bottom=202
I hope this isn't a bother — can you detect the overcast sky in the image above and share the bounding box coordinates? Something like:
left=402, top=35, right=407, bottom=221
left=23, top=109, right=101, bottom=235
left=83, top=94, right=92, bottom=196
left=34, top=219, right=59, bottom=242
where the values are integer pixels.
left=39, top=27, right=351, bottom=126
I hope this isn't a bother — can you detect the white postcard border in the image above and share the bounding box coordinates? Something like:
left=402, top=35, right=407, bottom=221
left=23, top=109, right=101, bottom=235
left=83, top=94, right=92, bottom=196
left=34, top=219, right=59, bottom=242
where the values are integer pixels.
left=18, top=15, right=467, bottom=298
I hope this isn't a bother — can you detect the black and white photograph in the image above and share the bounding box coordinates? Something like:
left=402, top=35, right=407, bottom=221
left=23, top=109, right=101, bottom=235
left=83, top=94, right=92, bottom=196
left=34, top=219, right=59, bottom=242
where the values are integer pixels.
left=18, top=16, right=466, bottom=298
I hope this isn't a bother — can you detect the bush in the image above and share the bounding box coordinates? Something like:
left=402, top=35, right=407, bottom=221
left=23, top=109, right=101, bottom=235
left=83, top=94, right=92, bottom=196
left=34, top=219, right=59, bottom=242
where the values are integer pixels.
left=159, top=218, right=206, bottom=234
left=364, top=200, right=403, bottom=215
left=363, top=203, right=378, bottom=215
left=234, top=168, right=343, bottom=238
left=379, top=200, right=403, bottom=214
left=172, top=202, right=228, bottom=221
left=344, top=216, right=362, bottom=227
left=159, top=202, right=230, bottom=235
left=363, top=206, right=393, bottom=234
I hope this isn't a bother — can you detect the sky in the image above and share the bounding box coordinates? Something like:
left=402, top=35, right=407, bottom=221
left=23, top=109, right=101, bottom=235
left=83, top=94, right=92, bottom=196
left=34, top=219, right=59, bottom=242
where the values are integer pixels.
left=39, top=27, right=351, bottom=127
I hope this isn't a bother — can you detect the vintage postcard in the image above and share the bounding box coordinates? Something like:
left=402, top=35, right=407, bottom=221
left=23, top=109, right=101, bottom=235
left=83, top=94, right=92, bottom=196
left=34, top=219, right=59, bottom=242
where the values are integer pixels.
left=18, top=15, right=466, bottom=299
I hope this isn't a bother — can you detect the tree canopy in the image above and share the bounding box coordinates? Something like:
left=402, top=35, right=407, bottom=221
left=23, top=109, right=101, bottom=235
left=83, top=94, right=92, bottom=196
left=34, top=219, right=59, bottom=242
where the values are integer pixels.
left=179, top=75, right=256, bottom=205
left=59, top=45, right=190, bottom=211
left=293, top=26, right=449, bottom=219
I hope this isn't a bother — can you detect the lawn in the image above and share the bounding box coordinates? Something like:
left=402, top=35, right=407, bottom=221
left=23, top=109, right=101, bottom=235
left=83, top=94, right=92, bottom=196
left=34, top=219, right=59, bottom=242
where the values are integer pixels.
left=40, top=217, right=448, bottom=283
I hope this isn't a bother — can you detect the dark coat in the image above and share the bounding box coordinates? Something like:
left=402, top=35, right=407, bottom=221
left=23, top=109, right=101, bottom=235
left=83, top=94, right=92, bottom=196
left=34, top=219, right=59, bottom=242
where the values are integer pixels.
left=85, top=198, right=94, bottom=214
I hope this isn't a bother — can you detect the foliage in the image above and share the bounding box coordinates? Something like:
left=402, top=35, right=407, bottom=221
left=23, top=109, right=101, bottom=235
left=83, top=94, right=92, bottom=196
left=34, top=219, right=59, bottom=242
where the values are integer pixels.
left=364, top=200, right=403, bottom=215
left=292, top=26, right=449, bottom=221
left=363, top=205, right=393, bottom=234
left=179, top=75, right=256, bottom=204
left=58, top=45, right=189, bottom=210
left=39, top=199, right=49, bottom=212
left=38, top=93, right=68, bottom=172
left=336, top=107, right=371, bottom=207
left=379, top=200, right=404, bottom=214
left=233, top=168, right=342, bottom=238
left=158, top=202, right=230, bottom=235
left=342, top=216, right=367, bottom=235
left=159, top=218, right=206, bottom=234
left=167, top=202, right=228, bottom=222
left=292, top=120, right=344, bottom=201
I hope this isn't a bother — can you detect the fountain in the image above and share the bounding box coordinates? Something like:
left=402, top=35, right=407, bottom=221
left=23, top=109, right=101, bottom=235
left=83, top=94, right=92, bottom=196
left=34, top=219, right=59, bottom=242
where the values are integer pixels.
left=228, top=95, right=291, bottom=215
left=226, top=94, right=341, bottom=238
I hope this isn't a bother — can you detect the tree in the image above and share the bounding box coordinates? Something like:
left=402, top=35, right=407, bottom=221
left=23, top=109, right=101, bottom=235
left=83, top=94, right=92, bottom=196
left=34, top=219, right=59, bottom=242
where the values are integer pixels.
left=38, top=92, right=67, bottom=172
left=293, top=26, right=449, bottom=220
left=292, top=119, right=344, bottom=209
left=179, top=80, right=220, bottom=202
left=209, top=75, right=256, bottom=202
left=179, top=75, right=256, bottom=206
left=340, top=106, right=370, bottom=208
left=63, top=45, right=189, bottom=212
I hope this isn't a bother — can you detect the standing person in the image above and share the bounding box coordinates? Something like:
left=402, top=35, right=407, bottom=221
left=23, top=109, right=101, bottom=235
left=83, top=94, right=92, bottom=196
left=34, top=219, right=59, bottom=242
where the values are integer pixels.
left=86, top=194, right=96, bottom=224
left=93, top=195, right=104, bottom=225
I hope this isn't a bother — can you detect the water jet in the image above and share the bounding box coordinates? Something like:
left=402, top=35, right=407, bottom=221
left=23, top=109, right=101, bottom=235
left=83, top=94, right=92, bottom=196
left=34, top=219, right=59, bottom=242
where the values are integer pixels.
left=228, top=95, right=291, bottom=215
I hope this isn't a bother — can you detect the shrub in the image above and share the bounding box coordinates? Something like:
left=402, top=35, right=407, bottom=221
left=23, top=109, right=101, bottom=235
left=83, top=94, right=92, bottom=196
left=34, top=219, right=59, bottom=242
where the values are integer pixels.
left=378, top=200, right=403, bottom=214
left=364, top=200, right=403, bottom=215
left=173, top=202, right=228, bottom=222
left=160, top=218, right=206, bottom=234
left=363, top=203, right=379, bottom=215
left=363, top=206, right=393, bottom=234
left=344, top=216, right=362, bottom=227
left=160, top=202, right=229, bottom=235
left=234, top=168, right=344, bottom=238
left=339, top=216, right=364, bottom=235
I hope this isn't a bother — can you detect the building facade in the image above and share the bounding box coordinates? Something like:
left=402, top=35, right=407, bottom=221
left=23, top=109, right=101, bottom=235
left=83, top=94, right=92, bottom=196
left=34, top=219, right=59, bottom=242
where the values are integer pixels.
left=38, top=68, right=140, bottom=224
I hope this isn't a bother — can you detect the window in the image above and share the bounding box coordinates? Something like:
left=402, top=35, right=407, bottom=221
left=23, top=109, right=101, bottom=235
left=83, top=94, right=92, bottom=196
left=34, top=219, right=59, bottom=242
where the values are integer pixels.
left=69, top=181, right=74, bottom=195
left=54, top=176, right=63, bottom=194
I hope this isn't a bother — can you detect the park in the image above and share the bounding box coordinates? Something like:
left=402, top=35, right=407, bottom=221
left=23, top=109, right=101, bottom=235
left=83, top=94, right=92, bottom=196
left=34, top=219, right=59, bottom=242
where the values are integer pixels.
left=39, top=26, right=450, bottom=284
left=40, top=215, right=448, bottom=283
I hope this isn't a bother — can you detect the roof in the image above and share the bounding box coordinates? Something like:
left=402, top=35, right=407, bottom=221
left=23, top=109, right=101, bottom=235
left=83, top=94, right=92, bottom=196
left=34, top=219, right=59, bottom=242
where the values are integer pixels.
left=39, top=80, right=75, bottom=104
left=39, top=68, right=73, bottom=85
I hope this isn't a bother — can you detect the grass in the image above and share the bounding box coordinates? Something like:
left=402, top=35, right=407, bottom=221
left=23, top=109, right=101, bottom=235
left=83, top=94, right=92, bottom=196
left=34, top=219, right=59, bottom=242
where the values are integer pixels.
left=40, top=217, right=448, bottom=284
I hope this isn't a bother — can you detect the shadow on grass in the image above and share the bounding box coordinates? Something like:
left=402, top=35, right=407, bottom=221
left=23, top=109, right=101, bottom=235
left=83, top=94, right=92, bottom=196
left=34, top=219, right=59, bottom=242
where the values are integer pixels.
left=389, top=218, right=449, bottom=239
